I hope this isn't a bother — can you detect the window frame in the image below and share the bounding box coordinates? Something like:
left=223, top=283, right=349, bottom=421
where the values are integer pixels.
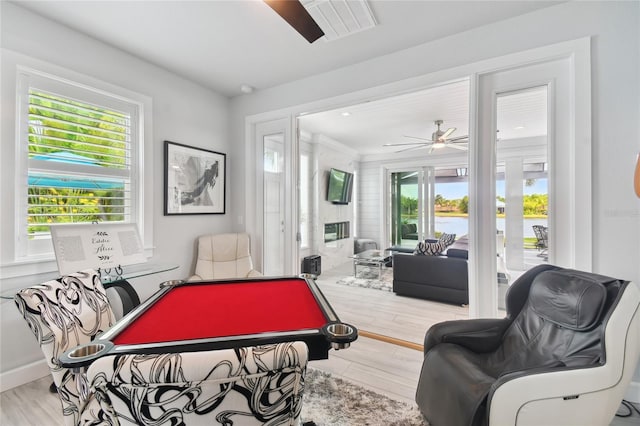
left=9, top=62, right=152, bottom=266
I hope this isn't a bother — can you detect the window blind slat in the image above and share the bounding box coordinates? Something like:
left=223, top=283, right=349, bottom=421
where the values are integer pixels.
left=30, top=92, right=128, bottom=123
left=28, top=140, right=129, bottom=167
left=28, top=97, right=129, bottom=127
left=29, top=115, right=130, bottom=142
left=29, top=123, right=130, bottom=148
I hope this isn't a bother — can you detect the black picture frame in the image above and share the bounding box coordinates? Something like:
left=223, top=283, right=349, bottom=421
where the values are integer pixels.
left=164, top=141, right=226, bottom=215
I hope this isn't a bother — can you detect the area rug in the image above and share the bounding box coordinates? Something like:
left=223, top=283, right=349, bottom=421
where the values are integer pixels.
left=301, top=368, right=427, bottom=426
left=335, top=267, right=393, bottom=292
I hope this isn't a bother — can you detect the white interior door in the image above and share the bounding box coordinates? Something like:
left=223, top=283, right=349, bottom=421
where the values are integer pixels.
left=255, top=119, right=295, bottom=276
left=471, top=56, right=591, bottom=318
left=264, top=135, right=285, bottom=275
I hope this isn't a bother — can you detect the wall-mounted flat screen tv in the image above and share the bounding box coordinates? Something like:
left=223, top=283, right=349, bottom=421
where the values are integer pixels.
left=327, top=168, right=354, bottom=205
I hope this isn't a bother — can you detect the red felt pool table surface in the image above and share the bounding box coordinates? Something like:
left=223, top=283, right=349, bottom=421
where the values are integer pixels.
left=113, top=278, right=329, bottom=345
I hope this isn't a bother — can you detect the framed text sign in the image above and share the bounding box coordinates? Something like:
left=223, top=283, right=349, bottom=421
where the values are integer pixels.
left=50, top=223, right=147, bottom=275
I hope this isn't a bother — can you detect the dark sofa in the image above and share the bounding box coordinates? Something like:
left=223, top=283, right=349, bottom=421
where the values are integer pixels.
left=392, top=237, right=469, bottom=305
left=401, top=223, right=418, bottom=240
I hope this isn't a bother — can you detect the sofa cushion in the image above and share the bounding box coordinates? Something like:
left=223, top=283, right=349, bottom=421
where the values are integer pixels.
left=445, top=234, right=468, bottom=259
left=446, top=248, right=468, bottom=259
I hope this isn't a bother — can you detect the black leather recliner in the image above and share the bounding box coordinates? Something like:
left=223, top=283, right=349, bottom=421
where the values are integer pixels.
left=415, top=264, right=640, bottom=426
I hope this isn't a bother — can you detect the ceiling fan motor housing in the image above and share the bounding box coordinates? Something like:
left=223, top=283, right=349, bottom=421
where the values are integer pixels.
left=432, top=120, right=445, bottom=142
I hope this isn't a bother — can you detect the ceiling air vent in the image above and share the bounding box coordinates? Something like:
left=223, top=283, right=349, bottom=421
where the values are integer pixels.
left=301, top=0, right=377, bottom=41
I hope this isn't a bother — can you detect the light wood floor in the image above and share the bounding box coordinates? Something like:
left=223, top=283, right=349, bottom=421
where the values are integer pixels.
left=315, top=261, right=640, bottom=425
left=1, top=262, right=638, bottom=425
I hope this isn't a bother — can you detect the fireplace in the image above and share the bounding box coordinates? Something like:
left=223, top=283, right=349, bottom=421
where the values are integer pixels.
left=324, top=221, right=350, bottom=243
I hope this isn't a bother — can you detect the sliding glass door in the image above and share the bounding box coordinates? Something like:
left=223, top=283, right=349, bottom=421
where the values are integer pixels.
left=390, top=169, right=426, bottom=247
left=389, top=165, right=470, bottom=248
left=495, top=86, right=549, bottom=309
left=473, top=51, right=589, bottom=318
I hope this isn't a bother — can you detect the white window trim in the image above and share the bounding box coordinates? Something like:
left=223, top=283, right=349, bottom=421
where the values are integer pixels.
left=0, top=49, right=154, bottom=278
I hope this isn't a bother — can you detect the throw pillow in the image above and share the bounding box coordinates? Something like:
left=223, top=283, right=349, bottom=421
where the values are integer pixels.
left=414, top=233, right=456, bottom=256
left=439, top=232, right=456, bottom=247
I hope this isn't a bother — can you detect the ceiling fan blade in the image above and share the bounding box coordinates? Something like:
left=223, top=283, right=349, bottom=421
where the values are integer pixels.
left=403, top=135, right=435, bottom=142
left=446, top=142, right=468, bottom=151
left=384, top=141, right=431, bottom=147
left=385, top=143, right=428, bottom=154
left=264, top=0, right=325, bottom=43
left=441, top=127, right=456, bottom=139
left=394, top=144, right=430, bottom=154
left=448, top=135, right=469, bottom=142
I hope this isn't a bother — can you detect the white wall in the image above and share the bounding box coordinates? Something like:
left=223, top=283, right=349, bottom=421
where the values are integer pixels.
left=229, top=1, right=640, bottom=400
left=356, top=163, right=384, bottom=246
left=309, top=134, right=358, bottom=270
left=0, top=3, right=232, bottom=388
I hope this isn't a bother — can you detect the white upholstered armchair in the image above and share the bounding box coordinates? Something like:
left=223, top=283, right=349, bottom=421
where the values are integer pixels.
left=14, top=269, right=116, bottom=426
left=80, top=342, right=308, bottom=425
left=190, top=232, right=262, bottom=281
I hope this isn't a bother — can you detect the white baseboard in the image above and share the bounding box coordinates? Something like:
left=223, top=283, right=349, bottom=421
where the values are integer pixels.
left=0, top=360, right=49, bottom=392
left=625, top=380, right=640, bottom=404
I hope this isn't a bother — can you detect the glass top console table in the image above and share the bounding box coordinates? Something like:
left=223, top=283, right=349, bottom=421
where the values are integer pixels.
left=0, top=263, right=179, bottom=304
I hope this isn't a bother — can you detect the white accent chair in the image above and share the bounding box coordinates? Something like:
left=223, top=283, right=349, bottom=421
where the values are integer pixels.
left=79, top=342, right=308, bottom=425
left=190, top=232, right=262, bottom=281
left=14, top=269, right=116, bottom=426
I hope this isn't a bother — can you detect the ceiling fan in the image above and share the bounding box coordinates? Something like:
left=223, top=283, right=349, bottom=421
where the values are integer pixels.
left=384, top=120, right=469, bottom=153
left=264, top=0, right=325, bottom=43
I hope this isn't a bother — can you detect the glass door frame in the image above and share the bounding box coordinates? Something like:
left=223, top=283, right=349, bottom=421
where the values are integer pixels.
left=388, top=167, right=431, bottom=247
left=244, top=38, right=591, bottom=320
left=470, top=40, right=592, bottom=318
left=383, top=159, right=468, bottom=251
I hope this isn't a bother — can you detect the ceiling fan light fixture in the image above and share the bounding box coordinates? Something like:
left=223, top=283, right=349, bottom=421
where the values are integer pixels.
left=385, top=119, right=468, bottom=153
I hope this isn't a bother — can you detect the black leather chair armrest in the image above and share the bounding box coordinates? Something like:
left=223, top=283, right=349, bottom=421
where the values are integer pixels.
left=424, top=318, right=510, bottom=355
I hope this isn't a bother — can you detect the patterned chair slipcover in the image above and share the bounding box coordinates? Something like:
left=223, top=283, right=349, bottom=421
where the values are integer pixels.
left=80, top=342, right=309, bottom=426
left=14, top=269, right=115, bottom=426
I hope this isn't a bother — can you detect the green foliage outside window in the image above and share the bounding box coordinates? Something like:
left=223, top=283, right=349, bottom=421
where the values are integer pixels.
left=27, top=90, right=129, bottom=237
left=403, top=193, right=548, bottom=218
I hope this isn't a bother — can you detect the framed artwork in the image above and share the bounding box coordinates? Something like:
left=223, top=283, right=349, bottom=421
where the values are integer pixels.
left=164, top=141, right=226, bottom=215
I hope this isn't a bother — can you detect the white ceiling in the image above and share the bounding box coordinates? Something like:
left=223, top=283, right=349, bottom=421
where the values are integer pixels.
left=12, top=0, right=561, bottom=97
left=300, top=81, right=548, bottom=155
left=11, top=0, right=555, bottom=155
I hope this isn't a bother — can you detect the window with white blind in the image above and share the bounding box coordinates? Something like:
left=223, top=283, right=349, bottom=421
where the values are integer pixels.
left=16, top=68, right=144, bottom=258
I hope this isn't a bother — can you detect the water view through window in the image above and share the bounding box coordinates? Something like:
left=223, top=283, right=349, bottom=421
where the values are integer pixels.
left=395, top=176, right=548, bottom=242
